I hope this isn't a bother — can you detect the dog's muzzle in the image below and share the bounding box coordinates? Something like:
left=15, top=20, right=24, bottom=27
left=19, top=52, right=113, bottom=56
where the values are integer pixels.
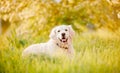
left=58, top=33, right=68, bottom=43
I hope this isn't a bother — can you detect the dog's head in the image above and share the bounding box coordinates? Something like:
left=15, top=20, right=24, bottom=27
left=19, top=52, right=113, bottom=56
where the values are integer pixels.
left=49, top=25, right=75, bottom=44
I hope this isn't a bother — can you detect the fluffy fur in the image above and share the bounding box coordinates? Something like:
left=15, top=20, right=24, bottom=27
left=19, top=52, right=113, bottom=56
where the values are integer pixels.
left=22, top=25, right=75, bottom=58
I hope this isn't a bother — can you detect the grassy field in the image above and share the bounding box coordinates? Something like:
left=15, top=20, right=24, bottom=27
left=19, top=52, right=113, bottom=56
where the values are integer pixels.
left=0, top=30, right=120, bottom=73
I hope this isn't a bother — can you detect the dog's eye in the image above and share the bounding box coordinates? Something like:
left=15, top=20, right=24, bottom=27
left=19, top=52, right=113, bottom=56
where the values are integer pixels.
left=58, top=30, right=60, bottom=32
left=65, top=29, right=68, bottom=31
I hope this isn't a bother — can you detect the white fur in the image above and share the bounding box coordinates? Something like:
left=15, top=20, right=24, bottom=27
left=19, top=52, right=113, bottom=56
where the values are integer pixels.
left=22, top=25, right=75, bottom=58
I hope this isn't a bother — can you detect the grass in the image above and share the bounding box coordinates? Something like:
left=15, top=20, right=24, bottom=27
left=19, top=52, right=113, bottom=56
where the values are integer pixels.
left=0, top=31, right=120, bottom=73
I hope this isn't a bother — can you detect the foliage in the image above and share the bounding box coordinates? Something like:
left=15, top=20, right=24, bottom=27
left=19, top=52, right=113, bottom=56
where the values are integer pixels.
left=0, top=0, right=120, bottom=36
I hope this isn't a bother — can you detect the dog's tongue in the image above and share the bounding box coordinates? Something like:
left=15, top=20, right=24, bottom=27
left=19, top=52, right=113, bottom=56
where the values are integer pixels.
left=62, top=39, right=67, bottom=42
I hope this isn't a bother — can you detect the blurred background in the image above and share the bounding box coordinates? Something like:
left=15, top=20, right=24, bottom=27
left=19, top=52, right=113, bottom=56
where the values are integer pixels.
left=0, top=0, right=120, bottom=35
left=0, top=0, right=120, bottom=49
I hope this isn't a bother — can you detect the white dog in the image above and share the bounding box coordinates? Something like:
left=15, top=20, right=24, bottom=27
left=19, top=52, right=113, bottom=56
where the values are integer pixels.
left=22, top=25, right=75, bottom=58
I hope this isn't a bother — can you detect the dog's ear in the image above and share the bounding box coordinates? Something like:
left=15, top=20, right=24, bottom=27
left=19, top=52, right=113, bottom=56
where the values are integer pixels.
left=49, top=27, right=56, bottom=39
left=68, top=25, right=75, bottom=38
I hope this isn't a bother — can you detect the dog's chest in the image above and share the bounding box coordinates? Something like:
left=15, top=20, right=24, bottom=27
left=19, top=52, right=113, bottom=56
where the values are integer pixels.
left=49, top=45, right=68, bottom=57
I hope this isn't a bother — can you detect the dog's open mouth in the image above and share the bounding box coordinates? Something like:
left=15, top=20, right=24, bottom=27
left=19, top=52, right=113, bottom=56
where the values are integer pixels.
left=59, top=38, right=68, bottom=43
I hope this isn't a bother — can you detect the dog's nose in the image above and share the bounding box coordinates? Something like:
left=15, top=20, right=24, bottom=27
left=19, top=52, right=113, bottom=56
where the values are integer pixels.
left=62, top=33, right=65, bottom=36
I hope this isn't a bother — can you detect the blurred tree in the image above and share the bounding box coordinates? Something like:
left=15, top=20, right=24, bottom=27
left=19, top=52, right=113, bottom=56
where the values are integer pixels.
left=0, top=0, right=120, bottom=36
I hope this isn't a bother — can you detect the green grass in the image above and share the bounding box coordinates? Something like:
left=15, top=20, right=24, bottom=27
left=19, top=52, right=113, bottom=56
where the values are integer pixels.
left=0, top=32, right=120, bottom=73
